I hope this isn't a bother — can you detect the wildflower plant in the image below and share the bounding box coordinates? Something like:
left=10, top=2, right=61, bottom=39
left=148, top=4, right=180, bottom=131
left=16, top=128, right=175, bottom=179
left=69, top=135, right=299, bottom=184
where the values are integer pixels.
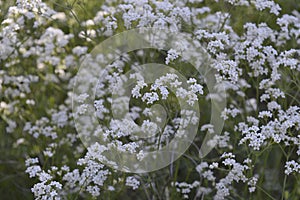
left=0, top=0, right=300, bottom=199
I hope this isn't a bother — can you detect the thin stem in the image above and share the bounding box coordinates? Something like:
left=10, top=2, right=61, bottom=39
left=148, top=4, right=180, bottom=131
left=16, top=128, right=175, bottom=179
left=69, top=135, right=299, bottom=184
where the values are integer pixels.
left=256, top=185, right=277, bottom=200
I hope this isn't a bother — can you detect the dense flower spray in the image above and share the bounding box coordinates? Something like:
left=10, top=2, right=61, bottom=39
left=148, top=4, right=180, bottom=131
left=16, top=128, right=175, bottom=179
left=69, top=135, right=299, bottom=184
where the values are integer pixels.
left=0, top=0, right=299, bottom=199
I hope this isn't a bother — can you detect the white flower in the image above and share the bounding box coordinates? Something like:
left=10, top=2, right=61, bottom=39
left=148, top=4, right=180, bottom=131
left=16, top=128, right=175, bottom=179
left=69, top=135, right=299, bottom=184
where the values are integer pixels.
left=72, top=46, right=88, bottom=56
left=258, top=111, right=272, bottom=118
left=239, top=126, right=266, bottom=150
left=196, top=162, right=208, bottom=173
left=142, top=92, right=159, bottom=104
left=126, top=176, right=140, bottom=190
left=201, top=124, right=215, bottom=134
left=165, top=49, right=179, bottom=64
left=25, top=158, right=39, bottom=166
left=136, top=150, right=145, bottom=161
left=251, top=0, right=281, bottom=15
left=285, top=160, right=300, bottom=175
left=51, top=110, right=68, bottom=127
left=267, top=101, right=281, bottom=111
left=132, top=80, right=147, bottom=98
left=26, top=165, right=42, bottom=178
left=38, top=171, right=52, bottom=182
left=221, top=106, right=241, bottom=120
left=248, top=176, right=258, bottom=193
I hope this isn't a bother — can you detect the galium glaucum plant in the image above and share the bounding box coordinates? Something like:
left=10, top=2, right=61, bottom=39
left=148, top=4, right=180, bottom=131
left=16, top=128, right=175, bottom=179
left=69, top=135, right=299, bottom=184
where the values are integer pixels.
left=0, top=0, right=300, bottom=199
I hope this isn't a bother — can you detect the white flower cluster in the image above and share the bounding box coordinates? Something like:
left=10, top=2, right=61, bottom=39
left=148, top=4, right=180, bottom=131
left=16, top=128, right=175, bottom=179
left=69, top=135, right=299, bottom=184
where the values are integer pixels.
left=193, top=155, right=257, bottom=199
left=125, top=176, right=140, bottom=190
left=172, top=181, right=201, bottom=199
left=285, top=160, right=300, bottom=175
left=237, top=106, right=300, bottom=151
left=25, top=158, right=62, bottom=199
left=1, top=0, right=300, bottom=199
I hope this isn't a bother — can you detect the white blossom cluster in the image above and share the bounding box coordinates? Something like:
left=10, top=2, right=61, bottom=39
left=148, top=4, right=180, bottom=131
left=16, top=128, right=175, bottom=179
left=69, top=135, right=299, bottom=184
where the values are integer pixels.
left=1, top=0, right=300, bottom=199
